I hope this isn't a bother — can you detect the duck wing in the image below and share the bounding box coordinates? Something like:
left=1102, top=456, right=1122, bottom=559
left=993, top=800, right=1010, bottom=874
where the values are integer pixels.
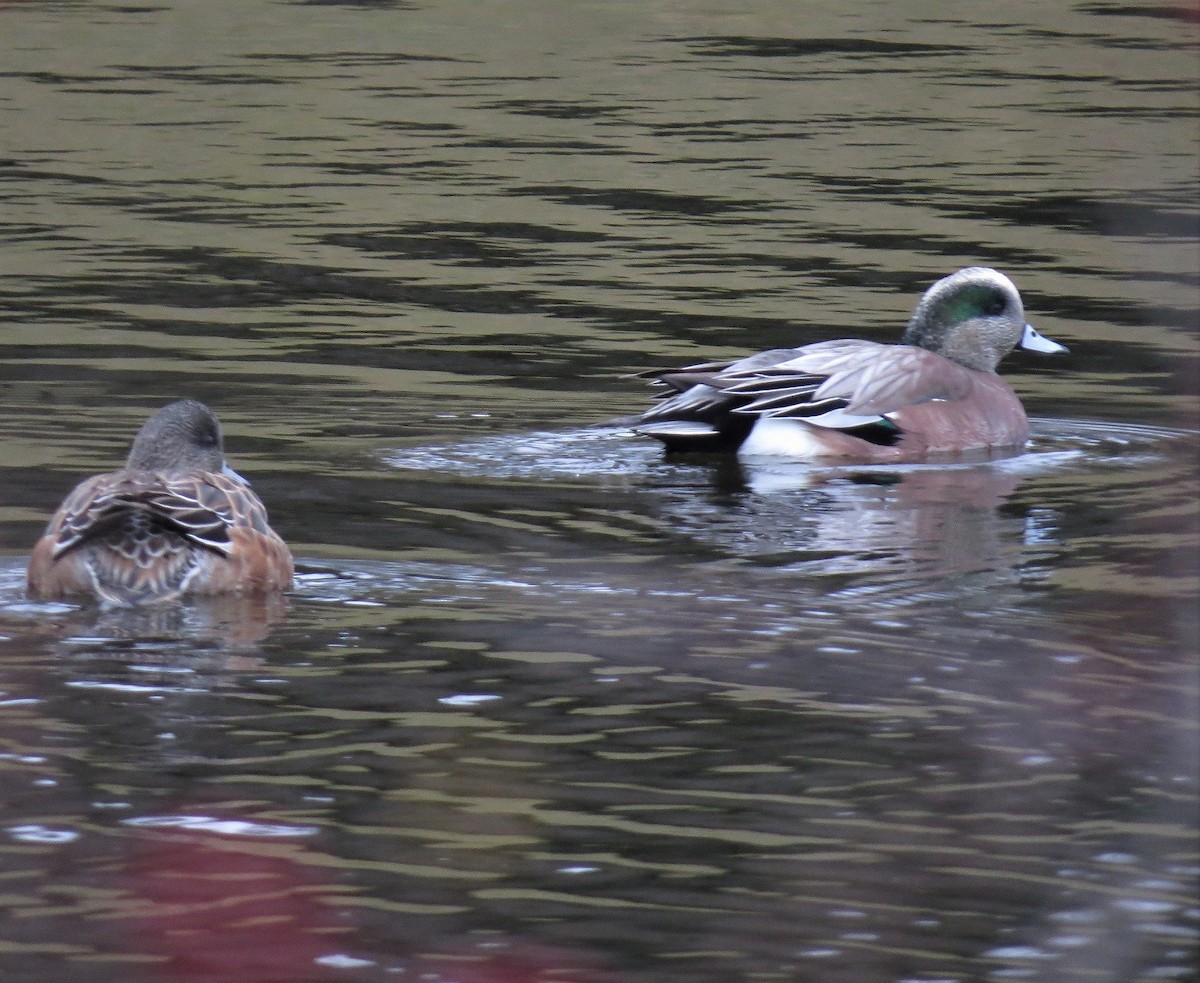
left=49, top=471, right=241, bottom=562
left=633, top=349, right=804, bottom=447
left=721, top=341, right=973, bottom=424
left=633, top=341, right=977, bottom=451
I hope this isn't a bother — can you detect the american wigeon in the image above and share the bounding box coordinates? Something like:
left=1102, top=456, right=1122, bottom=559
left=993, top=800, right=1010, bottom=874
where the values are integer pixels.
left=27, top=400, right=294, bottom=606
left=633, top=267, right=1068, bottom=460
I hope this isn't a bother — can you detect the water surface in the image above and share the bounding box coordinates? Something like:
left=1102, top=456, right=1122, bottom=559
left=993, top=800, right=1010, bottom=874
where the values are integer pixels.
left=0, top=2, right=1197, bottom=982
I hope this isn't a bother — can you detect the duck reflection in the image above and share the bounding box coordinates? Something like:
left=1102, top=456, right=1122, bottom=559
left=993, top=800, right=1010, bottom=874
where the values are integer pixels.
left=654, top=453, right=1040, bottom=582
left=22, top=591, right=289, bottom=652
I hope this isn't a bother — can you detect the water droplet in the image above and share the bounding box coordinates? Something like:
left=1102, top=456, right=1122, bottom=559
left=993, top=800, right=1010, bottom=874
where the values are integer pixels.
left=8, top=825, right=78, bottom=844
left=122, top=815, right=319, bottom=838
left=438, top=693, right=501, bottom=706
left=316, top=954, right=375, bottom=969
left=984, top=945, right=1051, bottom=960
left=1048, top=934, right=1091, bottom=948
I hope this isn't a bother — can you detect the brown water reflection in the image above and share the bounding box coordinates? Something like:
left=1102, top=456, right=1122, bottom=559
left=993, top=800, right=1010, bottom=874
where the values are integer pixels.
left=1, top=421, right=1195, bottom=982
left=0, top=0, right=1197, bottom=981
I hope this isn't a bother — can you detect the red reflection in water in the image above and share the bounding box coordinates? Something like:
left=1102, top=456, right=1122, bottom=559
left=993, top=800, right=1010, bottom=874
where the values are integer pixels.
left=120, top=811, right=624, bottom=983
left=123, top=818, right=343, bottom=983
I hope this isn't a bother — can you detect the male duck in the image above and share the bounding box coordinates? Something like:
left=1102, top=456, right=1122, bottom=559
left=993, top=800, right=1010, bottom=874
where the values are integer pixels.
left=28, top=400, right=294, bottom=606
left=633, top=267, right=1067, bottom=460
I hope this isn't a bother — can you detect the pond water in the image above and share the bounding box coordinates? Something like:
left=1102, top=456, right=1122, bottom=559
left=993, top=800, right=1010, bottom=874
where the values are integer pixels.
left=0, top=2, right=1197, bottom=982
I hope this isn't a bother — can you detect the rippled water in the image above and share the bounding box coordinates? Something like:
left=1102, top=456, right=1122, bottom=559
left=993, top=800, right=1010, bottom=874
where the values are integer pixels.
left=0, top=2, right=1197, bottom=982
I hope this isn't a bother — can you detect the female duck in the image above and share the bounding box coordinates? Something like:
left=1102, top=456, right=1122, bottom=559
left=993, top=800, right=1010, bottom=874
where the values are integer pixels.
left=28, top=400, right=293, bottom=606
left=634, top=267, right=1067, bottom=460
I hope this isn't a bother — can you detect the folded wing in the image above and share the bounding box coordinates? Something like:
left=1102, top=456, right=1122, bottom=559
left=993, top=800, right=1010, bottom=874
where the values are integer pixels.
left=635, top=341, right=975, bottom=451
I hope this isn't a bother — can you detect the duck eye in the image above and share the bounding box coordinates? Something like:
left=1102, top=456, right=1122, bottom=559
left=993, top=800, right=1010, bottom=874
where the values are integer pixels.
left=983, top=294, right=1007, bottom=316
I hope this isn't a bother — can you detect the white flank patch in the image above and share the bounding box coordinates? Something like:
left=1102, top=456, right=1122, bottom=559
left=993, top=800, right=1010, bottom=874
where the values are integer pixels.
left=738, top=418, right=830, bottom=459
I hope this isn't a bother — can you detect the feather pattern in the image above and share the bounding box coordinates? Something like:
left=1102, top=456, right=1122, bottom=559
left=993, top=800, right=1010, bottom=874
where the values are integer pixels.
left=51, top=472, right=237, bottom=560
left=27, top=401, right=293, bottom=605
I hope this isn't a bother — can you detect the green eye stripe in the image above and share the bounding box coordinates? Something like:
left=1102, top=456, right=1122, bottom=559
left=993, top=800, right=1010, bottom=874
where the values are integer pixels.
left=944, top=285, right=1004, bottom=323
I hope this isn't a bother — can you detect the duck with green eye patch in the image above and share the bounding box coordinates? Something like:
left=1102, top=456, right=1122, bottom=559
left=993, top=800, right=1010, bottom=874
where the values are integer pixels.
left=632, top=266, right=1069, bottom=461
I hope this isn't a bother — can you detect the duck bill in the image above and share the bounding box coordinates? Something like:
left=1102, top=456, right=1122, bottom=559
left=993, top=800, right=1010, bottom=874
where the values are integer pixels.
left=222, top=462, right=251, bottom=485
left=1019, top=323, right=1069, bottom=354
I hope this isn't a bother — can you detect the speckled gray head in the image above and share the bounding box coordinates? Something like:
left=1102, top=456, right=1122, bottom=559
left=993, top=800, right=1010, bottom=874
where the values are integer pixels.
left=126, top=400, right=248, bottom=483
left=901, top=267, right=1068, bottom=372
